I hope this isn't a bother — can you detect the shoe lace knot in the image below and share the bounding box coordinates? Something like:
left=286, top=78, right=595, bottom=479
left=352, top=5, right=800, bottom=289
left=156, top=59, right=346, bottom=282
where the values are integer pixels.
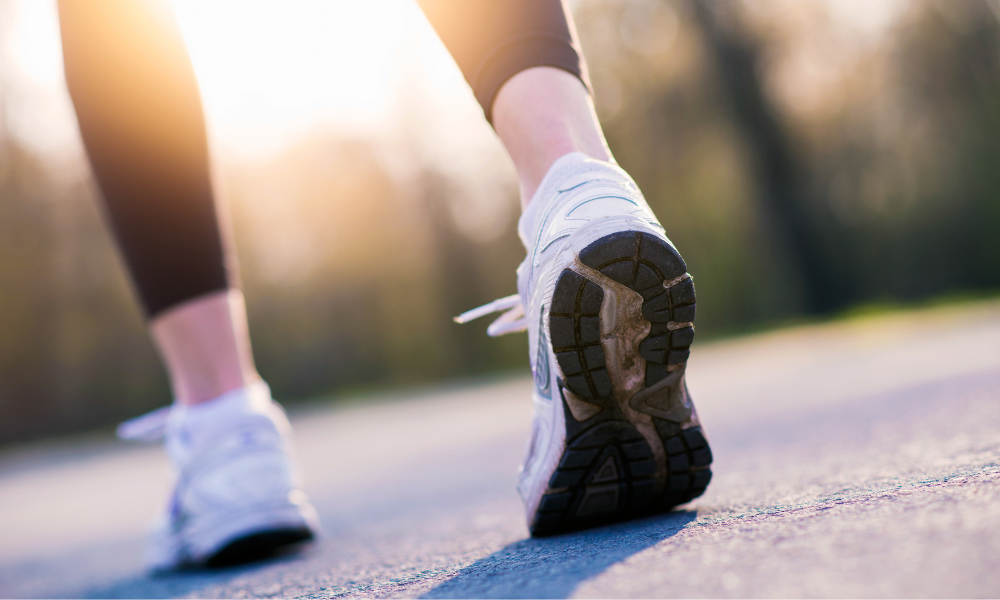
left=453, top=294, right=527, bottom=336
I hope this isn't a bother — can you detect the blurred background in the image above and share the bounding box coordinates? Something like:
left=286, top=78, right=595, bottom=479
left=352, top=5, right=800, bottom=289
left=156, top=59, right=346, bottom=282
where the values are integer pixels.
left=1, top=0, right=998, bottom=445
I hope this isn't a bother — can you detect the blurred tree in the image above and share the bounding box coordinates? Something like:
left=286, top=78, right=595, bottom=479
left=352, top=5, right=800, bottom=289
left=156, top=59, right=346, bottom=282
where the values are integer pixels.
left=687, top=0, right=840, bottom=314
left=4, top=0, right=1000, bottom=444
left=0, top=139, right=168, bottom=443
left=575, top=0, right=804, bottom=334
left=882, top=1, right=1000, bottom=295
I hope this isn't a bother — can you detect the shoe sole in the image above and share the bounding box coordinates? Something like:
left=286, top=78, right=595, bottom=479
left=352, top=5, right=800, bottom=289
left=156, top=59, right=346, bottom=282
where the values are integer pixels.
left=178, top=497, right=320, bottom=571
left=531, top=231, right=712, bottom=536
left=205, top=526, right=314, bottom=568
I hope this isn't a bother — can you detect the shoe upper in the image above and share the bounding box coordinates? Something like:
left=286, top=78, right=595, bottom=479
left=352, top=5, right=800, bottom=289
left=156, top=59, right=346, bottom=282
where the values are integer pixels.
left=164, top=383, right=300, bottom=524
left=516, top=153, right=664, bottom=306
left=120, top=382, right=318, bottom=570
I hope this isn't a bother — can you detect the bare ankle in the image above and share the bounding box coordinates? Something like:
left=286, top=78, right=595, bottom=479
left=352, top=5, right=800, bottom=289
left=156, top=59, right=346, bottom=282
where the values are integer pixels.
left=150, top=289, right=261, bottom=405
left=493, top=67, right=613, bottom=205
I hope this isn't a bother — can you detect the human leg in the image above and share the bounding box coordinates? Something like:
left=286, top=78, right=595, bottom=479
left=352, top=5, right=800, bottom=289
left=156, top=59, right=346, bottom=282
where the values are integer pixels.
left=492, top=67, right=612, bottom=205
left=417, top=0, right=602, bottom=204
left=58, top=0, right=252, bottom=405
left=428, top=0, right=713, bottom=534
left=150, top=290, right=261, bottom=406
left=59, top=0, right=316, bottom=567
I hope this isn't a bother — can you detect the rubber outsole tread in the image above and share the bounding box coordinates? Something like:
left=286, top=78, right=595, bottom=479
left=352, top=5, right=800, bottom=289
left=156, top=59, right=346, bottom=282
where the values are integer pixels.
left=204, top=526, right=313, bottom=568
left=531, top=394, right=658, bottom=536
left=531, top=231, right=712, bottom=537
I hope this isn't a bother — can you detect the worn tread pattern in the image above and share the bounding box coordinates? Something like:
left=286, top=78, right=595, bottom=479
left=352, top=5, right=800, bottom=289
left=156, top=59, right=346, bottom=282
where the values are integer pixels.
left=532, top=231, right=711, bottom=536
left=660, top=423, right=713, bottom=508
left=531, top=381, right=657, bottom=536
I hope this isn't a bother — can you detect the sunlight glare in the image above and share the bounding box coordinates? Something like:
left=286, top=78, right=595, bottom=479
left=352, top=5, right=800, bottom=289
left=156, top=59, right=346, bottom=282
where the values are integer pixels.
left=171, top=0, right=434, bottom=159
left=6, top=0, right=63, bottom=87
left=4, top=0, right=494, bottom=164
left=4, top=0, right=80, bottom=160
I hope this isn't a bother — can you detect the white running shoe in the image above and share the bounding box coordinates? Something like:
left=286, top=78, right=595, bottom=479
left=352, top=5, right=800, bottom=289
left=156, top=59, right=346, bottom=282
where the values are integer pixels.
left=118, top=382, right=319, bottom=570
left=458, top=152, right=712, bottom=535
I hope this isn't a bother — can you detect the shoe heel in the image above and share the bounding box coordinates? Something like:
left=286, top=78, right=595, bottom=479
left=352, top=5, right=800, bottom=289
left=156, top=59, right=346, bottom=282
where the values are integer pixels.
left=533, top=231, right=712, bottom=535
left=530, top=388, right=658, bottom=536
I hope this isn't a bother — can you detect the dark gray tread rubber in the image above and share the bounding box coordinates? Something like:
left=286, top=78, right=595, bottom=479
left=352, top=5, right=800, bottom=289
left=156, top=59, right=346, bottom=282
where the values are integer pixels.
left=531, top=231, right=712, bottom=536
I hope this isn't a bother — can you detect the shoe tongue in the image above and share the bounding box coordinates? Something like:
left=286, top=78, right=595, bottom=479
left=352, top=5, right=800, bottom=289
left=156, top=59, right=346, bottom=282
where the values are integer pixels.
left=169, top=381, right=272, bottom=428
left=166, top=382, right=287, bottom=463
left=517, top=152, right=627, bottom=251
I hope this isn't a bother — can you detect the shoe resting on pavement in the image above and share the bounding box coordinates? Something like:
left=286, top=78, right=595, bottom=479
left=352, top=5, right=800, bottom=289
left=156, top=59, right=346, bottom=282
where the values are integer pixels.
left=117, top=381, right=319, bottom=570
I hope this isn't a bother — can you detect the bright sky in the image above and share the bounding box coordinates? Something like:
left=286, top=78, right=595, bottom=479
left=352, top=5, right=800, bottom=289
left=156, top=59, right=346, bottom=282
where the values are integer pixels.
left=2, top=0, right=493, bottom=162
left=3, top=0, right=914, bottom=171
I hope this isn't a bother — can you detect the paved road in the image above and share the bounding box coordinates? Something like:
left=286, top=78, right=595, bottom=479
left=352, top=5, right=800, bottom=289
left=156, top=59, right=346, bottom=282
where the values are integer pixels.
left=2, top=300, right=1000, bottom=598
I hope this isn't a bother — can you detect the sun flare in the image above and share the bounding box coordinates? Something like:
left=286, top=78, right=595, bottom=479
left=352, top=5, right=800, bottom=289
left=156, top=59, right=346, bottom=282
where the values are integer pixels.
left=5, top=0, right=484, bottom=160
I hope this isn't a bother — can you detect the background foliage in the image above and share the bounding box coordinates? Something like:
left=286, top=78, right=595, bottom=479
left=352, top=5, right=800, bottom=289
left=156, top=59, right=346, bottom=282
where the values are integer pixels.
left=2, top=0, right=999, bottom=443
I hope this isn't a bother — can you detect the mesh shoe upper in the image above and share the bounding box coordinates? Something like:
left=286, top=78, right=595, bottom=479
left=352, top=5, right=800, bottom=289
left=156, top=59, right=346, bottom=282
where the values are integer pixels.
left=121, top=382, right=318, bottom=570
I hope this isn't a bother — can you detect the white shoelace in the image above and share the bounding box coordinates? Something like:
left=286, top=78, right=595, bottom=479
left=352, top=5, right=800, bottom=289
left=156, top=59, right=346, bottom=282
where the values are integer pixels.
left=453, top=294, right=528, bottom=337
left=118, top=303, right=525, bottom=441
left=117, top=405, right=171, bottom=441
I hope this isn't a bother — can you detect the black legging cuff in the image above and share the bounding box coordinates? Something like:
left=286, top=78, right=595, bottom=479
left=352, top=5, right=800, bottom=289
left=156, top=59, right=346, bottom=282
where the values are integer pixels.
left=473, top=35, right=587, bottom=122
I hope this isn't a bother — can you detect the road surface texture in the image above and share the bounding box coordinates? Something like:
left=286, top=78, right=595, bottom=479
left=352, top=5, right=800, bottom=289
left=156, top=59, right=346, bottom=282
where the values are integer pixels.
left=2, top=299, right=1000, bottom=598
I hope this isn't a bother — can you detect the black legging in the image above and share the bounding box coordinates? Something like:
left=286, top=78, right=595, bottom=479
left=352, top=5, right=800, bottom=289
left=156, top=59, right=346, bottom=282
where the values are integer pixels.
left=58, top=0, right=588, bottom=319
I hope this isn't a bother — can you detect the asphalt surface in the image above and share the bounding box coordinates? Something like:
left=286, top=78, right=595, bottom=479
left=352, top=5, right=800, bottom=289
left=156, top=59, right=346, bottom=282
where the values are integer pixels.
left=2, top=299, right=999, bottom=598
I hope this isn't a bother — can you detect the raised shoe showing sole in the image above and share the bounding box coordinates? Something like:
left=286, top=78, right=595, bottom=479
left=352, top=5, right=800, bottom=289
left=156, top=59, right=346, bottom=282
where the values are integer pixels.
left=530, top=230, right=712, bottom=536
left=454, top=153, right=714, bottom=537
